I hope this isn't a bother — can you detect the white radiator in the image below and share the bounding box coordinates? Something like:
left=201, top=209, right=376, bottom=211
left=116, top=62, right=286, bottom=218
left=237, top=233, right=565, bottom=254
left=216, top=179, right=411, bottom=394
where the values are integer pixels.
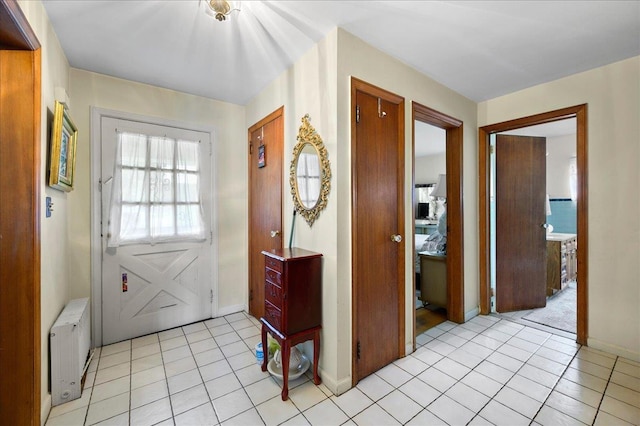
left=50, top=297, right=93, bottom=406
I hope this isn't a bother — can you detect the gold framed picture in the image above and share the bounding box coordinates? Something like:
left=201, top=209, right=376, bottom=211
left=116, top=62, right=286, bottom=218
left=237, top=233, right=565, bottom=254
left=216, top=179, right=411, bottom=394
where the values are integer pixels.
left=48, top=101, right=78, bottom=192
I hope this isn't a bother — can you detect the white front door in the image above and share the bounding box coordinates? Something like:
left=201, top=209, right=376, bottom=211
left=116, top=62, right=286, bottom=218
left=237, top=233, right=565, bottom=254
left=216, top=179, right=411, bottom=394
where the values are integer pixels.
left=101, top=117, right=213, bottom=345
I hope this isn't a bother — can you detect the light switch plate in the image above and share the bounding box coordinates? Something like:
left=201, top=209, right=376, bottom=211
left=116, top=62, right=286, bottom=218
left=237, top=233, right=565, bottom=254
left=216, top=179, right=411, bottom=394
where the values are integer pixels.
left=46, top=196, right=53, bottom=218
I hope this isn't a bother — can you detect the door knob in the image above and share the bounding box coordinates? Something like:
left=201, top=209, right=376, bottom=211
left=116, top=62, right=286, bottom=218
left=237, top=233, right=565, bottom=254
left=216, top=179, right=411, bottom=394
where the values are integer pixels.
left=390, top=234, right=402, bottom=243
left=270, top=230, right=281, bottom=238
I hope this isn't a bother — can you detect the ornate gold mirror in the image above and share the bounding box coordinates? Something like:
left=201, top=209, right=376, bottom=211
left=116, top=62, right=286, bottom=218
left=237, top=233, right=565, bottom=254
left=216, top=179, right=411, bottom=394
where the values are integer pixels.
left=290, top=114, right=331, bottom=227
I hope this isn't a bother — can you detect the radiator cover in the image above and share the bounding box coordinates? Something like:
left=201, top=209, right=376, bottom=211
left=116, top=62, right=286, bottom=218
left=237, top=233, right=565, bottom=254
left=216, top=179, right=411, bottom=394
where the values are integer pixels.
left=50, top=297, right=92, bottom=406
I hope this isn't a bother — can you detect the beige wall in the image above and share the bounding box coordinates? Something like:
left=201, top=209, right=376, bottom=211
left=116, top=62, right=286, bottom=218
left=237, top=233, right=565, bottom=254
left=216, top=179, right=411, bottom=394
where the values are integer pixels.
left=479, top=56, right=640, bottom=360
left=546, top=134, right=576, bottom=199
left=248, top=28, right=479, bottom=394
left=17, top=0, right=72, bottom=421
left=69, top=69, right=248, bottom=315
left=415, top=153, right=447, bottom=185
left=246, top=29, right=340, bottom=390
left=21, top=1, right=640, bottom=419
left=336, top=28, right=479, bottom=391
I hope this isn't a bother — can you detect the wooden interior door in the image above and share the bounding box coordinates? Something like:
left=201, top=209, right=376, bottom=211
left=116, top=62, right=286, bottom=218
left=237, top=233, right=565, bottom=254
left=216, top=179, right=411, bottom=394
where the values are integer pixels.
left=248, top=108, right=284, bottom=318
left=352, top=79, right=404, bottom=383
left=0, top=1, right=41, bottom=423
left=495, top=134, right=547, bottom=312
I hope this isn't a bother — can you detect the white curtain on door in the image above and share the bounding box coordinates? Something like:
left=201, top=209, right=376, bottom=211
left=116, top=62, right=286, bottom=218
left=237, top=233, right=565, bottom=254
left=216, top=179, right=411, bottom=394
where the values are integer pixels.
left=107, top=131, right=205, bottom=247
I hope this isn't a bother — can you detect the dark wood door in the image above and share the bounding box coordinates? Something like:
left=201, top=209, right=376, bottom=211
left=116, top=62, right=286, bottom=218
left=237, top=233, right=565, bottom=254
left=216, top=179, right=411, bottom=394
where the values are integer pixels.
left=0, top=2, right=41, bottom=422
left=248, top=108, right=283, bottom=318
left=495, top=134, right=547, bottom=312
left=352, top=80, right=404, bottom=383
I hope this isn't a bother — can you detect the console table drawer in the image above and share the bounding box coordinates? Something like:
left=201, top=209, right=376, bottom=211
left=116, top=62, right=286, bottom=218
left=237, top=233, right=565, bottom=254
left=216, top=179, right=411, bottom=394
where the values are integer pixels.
left=265, top=256, right=283, bottom=273
left=264, top=301, right=282, bottom=331
left=265, top=267, right=282, bottom=286
left=265, top=281, right=283, bottom=308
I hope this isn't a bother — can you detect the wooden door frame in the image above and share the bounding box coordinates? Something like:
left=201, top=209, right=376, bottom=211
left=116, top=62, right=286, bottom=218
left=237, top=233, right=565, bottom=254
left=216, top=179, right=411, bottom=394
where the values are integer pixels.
left=0, top=0, right=41, bottom=423
left=247, top=106, right=284, bottom=316
left=412, top=103, right=465, bottom=337
left=351, top=77, right=405, bottom=385
left=478, top=104, right=588, bottom=345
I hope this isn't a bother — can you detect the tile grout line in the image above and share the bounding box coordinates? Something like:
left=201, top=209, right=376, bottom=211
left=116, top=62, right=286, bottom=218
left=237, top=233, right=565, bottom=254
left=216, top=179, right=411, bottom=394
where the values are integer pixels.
left=60, top=313, right=636, bottom=426
left=464, top=318, right=554, bottom=426
left=406, top=321, right=497, bottom=425
left=208, top=313, right=284, bottom=425
left=128, top=340, right=133, bottom=426
left=403, top=318, right=511, bottom=425
left=83, top=348, right=100, bottom=426
left=592, top=355, right=618, bottom=426
left=528, top=339, right=583, bottom=425
left=216, top=314, right=265, bottom=425
left=188, top=320, right=221, bottom=423
left=157, top=332, right=176, bottom=426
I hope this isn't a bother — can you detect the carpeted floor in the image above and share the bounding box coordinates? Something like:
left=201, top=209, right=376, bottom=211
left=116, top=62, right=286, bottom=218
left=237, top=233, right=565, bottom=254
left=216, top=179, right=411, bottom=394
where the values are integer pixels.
left=522, top=281, right=577, bottom=333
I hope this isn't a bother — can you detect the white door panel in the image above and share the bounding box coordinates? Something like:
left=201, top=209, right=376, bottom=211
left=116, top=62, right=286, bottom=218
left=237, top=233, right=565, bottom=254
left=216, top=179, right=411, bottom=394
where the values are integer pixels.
left=101, top=117, right=212, bottom=345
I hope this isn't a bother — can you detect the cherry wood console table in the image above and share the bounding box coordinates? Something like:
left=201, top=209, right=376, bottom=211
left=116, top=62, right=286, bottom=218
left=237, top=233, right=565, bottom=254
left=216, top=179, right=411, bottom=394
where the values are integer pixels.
left=260, top=248, right=322, bottom=400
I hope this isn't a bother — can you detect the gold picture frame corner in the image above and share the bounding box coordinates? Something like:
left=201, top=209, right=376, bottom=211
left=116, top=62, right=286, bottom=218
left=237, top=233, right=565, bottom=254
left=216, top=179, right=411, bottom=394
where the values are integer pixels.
left=48, top=100, right=77, bottom=192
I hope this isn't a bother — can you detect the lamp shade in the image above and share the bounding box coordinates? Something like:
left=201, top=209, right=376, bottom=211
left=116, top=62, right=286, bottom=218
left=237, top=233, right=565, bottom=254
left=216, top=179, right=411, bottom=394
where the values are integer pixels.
left=431, top=174, right=446, bottom=199
left=545, top=194, right=552, bottom=216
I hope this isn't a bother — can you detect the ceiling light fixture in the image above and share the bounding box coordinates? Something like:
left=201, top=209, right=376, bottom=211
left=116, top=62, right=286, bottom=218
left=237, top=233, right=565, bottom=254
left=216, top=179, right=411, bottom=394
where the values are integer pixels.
left=202, top=0, right=241, bottom=22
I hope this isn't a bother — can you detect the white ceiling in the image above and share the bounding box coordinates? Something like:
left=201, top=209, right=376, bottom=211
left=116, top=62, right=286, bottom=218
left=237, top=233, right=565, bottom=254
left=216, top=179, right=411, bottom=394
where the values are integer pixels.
left=42, top=1, right=640, bottom=106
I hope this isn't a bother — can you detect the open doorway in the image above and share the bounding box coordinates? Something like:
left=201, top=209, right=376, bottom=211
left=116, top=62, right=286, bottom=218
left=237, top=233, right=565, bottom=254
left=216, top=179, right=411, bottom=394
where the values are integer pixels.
left=478, top=104, right=588, bottom=345
left=412, top=102, right=465, bottom=350
left=489, top=119, right=578, bottom=336
left=413, top=122, right=448, bottom=335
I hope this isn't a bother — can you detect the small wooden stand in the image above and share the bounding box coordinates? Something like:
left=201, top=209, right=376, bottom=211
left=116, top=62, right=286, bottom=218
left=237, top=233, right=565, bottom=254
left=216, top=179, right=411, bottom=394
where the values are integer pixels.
left=260, top=248, right=323, bottom=401
left=260, top=319, right=321, bottom=400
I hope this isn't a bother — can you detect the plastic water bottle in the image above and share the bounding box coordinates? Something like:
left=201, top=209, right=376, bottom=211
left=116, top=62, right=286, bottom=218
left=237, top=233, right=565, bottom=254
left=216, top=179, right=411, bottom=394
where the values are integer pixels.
left=255, top=342, right=264, bottom=365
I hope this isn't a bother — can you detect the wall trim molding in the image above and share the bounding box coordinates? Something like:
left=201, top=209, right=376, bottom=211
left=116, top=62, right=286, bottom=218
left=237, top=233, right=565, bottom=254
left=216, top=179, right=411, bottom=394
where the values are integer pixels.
left=319, top=370, right=351, bottom=397
left=464, top=307, right=480, bottom=322
left=216, top=304, right=246, bottom=318
left=588, top=338, right=640, bottom=363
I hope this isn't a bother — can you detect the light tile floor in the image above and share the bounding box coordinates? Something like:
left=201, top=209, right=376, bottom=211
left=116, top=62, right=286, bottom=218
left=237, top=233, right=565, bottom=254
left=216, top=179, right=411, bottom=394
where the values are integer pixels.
left=46, top=312, right=640, bottom=426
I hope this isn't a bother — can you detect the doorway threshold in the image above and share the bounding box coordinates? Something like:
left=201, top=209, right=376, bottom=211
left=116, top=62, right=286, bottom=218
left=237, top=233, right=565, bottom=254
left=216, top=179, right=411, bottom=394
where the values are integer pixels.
left=492, top=310, right=576, bottom=341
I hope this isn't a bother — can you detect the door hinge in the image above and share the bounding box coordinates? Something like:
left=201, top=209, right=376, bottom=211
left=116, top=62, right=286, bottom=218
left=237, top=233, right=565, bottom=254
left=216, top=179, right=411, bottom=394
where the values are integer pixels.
left=490, top=287, right=494, bottom=297
left=356, top=340, right=361, bottom=360
left=356, top=105, right=360, bottom=123
left=249, top=141, right=253, bottom=155
left=210, top=289, right=214, bottom=304
left=249, top=289, right=253, bottom=301
left=210, top=230, right=213, bottom=245
left=377, top=98, right=387, bottom=118
left=490, top=145, right=495, bottom=154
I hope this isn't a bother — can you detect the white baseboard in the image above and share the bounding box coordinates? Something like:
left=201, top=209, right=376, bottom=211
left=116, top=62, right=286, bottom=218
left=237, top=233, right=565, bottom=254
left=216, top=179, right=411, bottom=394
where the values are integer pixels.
left=588, top=338, right=640, bottom=362
left=464, top=307, right=480, bottom=322
left=41, top=394, right=51, bottom=426
left=319, top=368, right=352, bottom=396
left=216, top=304, right=247, bottom=318
left=405, top=342, right=415, bottom=356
